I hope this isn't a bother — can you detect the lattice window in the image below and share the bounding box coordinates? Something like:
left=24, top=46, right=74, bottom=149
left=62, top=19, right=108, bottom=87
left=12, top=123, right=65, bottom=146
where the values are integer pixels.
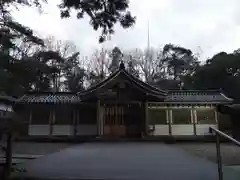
left=172, top=109, right=191, bottom=124
left=196, top=109, right=216, bottom=124
left=55, top=106, right=74, bottom=125
left=148, top=109, right=167, bottom=125
left=78, top=106, right=97, bottom=124
left=31, top=108, right=50, bottom=125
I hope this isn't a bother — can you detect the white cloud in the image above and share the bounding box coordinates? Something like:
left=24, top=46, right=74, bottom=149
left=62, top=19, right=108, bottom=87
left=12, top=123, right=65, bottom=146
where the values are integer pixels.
left=11, top=0, right=240, bottom=61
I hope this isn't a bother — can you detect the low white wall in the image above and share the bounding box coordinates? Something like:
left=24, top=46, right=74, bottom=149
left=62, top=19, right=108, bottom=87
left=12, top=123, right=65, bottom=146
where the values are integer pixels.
left=77, top=125, right=97, bottom=135
left=171, top=125, right=194, bottom=135
left=52, top=125, right=74, bottom=136
left=29, top=125, right=50, bottom=136
left=196, top=124, right=217, bottom=135
left=0, top=104, right=13, bottom=112
left=154, top=125, right=169, bottom=135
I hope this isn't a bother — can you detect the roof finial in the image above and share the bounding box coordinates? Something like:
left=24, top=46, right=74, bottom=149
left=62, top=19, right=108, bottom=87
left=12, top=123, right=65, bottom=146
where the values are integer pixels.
left=119, top=61, right=125, bottom=70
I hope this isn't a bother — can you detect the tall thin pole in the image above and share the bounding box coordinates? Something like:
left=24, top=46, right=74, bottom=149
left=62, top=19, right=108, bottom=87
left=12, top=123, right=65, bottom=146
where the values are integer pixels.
left=147, top=20, right=150, bottom=53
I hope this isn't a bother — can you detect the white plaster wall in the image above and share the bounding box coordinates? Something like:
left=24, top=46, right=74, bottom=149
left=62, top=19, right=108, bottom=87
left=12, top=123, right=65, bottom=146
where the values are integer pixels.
left=52, top=125, right=74, bottom=136
left=172, top=125, right=194, bottom=135
left=29, top=125, right=50, bottom=136
left=77, top=125, right=97, bottom=135
left=0, top=104, right=13, bottom=112
left=196, top=124, right=217, bottom=135
left=153, top=125, right=169, bottom=135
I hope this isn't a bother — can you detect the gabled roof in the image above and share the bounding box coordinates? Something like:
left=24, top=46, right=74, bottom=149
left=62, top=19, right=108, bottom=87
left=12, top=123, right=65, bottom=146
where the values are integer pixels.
left=17, top=92, right=81, bottom=104
left=165, top=90, right=233, bottom=104
left=78, top=62, right=167, bottom=99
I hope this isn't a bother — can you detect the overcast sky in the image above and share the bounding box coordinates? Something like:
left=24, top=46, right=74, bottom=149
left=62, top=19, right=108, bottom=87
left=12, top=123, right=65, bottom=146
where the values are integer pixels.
left=12, top=0, right=240, bottom=61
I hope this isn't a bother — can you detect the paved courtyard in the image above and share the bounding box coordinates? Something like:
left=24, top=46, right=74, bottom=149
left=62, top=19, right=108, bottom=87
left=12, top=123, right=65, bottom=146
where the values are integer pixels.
left=13, top=143, right=240, bottom=180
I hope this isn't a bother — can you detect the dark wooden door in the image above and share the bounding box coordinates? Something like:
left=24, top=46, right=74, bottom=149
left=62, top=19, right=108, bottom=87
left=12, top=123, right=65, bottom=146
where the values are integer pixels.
left=124, top=104, right=142, bottom=137
left=103, top=103, right=143, bottom=137
left=103, top=105, right=126, bottom=137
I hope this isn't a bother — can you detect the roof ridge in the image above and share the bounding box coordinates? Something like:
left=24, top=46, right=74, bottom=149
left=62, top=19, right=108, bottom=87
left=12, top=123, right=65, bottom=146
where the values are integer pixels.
left=122, top=69, right=167, bottom=94
left=167, top=89, right=222, bottom=92
left=25, top=91, right=77, bottom=95
left=121, top=70, right=167, bottom=95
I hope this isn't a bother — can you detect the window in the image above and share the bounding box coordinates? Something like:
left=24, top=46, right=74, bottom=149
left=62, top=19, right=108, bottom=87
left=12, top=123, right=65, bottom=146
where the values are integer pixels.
left=31, top=108, right=50, bottom=125
left=197, top=109, right=215, bottom=124
left=55, top=106, right=74, bottom=125
left=172, top=109, right=191, bottom=124
left=78, top=106, right=97, bottom=124
left=148, top=109, right=167, bottom=125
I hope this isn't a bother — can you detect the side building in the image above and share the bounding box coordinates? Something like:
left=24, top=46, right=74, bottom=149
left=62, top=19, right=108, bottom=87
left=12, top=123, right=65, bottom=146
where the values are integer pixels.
left=15, top=63, right=233, bottom=139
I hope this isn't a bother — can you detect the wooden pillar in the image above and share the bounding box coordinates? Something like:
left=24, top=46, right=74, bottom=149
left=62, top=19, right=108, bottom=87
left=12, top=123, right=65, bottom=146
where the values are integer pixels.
left=169, top=109, right=172, bottom=136
left=215, top=110, right=219, bottom=128
left=49, top=110, right=55, bottom=136
left=73, top=108, right=77, bottom=136
left=144, top=101, right=149, bottom=136
left=29, top=110, right=32, bottom=125
left=49, top=111, right=52, bottom=136
left=194, top=109, right=197, bottom=135
left=76, top=108, right=79, bottom=136
left=28, top=110, right=32, bottom=136
left=191, top=108, right=197, bottom=135
left=97, top=100, right=101, bottom=136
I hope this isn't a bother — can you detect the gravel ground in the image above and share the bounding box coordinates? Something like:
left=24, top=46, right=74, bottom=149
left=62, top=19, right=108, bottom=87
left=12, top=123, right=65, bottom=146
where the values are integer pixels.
left=1, top=142, right=240, bottom=166
left=172, top=143, right=240, bottom=166
left=16, top=143, right=240, bottom=180
left=0, top=142, right=75, bottom=155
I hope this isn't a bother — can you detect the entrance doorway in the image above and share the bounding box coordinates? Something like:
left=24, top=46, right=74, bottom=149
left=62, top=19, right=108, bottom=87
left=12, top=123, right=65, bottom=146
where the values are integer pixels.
left=102, top=103, right=143, bottom=137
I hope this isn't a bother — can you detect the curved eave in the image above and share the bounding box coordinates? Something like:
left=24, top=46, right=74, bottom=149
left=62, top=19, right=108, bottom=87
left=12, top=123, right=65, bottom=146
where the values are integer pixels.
left=78, top=70, right=121, bottom=95
left=220, top=93, right=234, bottom=102
left=121, top=69, right=167, bottom=96
left=78, top=69, right=167, bottom=97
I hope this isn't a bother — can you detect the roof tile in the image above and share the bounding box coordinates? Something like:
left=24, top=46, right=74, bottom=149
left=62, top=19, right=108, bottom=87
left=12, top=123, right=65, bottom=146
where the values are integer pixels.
left=18, top=92, right=81, bottom=104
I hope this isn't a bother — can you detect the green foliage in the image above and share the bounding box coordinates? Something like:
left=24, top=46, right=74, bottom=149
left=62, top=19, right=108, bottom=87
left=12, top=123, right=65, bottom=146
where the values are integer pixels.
left=59, top=0, right=136, bottom=42
left=186, top=51, right=240, bottom=101
left=162, top=44, right=200, bottom=81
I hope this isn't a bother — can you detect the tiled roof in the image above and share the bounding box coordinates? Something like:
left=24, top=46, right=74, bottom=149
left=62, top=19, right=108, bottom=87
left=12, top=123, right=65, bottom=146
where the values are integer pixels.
left=165, top=90, right=233, bottom=104
left=0, top=95, right=16, bottom=104
left=18, top=92, right=81, bottom=104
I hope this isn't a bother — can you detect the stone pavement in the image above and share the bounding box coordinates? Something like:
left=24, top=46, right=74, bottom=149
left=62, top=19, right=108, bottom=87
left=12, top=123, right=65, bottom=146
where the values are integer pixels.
left=13, top=143, right=240, bottom=180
